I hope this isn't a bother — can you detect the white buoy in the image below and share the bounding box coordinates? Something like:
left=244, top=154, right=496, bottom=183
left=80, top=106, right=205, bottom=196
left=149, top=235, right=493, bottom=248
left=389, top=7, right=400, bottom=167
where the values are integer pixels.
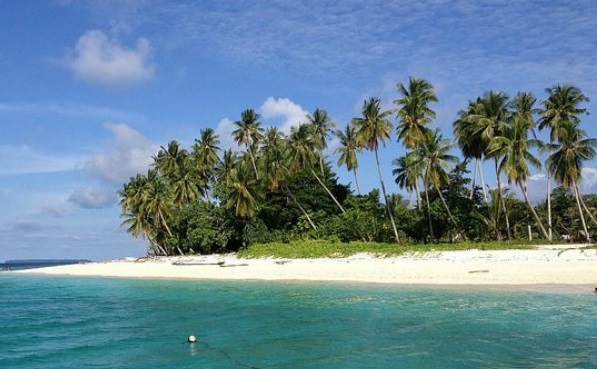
left=188, top=335, right=197, bottom=343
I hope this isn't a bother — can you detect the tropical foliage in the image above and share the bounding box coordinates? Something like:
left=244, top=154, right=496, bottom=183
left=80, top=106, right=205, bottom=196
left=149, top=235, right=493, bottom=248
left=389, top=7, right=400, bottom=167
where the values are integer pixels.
left=118, top=79, right=595, bottom=255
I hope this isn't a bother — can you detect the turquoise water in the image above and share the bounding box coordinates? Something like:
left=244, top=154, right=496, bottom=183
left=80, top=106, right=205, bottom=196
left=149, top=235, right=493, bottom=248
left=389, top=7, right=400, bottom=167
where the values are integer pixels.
left=1, top=275, right=595, bottom=368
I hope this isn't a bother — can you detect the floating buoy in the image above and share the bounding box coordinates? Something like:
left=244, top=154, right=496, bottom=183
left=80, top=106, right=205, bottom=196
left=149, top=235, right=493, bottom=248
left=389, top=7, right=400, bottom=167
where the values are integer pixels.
left=188, top=335, right=197, bottom=343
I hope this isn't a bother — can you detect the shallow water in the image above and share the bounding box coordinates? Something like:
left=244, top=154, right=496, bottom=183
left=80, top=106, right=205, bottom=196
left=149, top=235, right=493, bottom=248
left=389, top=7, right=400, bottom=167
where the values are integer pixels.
left=1, top=274, right=595, bottom=368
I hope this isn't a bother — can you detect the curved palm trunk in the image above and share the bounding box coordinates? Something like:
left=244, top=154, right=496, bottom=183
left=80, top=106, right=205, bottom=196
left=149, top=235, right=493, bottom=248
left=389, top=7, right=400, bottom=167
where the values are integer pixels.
left=435, top=184, right=466, bottom=240
left=495, top=158, right=511, bottom=239
left=158, top=208, right=184, bottom=255
left=575, top=182, right=597, bottom=227
left=415, top=179, right=422, bottom=210
left=353, top=168, right=362, bottom=196
left=374, top=148, right=400, bottom=243
left=285, top=185, right=317, bottom=231
left=469, top=158, right=478, bottom=199
left=247, top=146, right=260, bottom=180
left=572, top=181, right=590, bottom=242
left=479, top=159, right=488, bottom=203
left=310, top=169, right=346, bottom=213
left=149, top=238, right=168, bottom=256
left=520, top=182, right=549, bottom=239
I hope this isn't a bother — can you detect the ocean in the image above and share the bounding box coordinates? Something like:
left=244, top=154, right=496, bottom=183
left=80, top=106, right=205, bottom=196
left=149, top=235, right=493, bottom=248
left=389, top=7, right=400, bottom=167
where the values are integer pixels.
left=0, top=275, right=595, bottom=369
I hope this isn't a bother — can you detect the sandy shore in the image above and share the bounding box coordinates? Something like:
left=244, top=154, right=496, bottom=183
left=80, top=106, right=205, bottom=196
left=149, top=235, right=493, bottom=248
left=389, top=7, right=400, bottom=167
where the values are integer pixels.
left=15, top=247, right=597, bottom=287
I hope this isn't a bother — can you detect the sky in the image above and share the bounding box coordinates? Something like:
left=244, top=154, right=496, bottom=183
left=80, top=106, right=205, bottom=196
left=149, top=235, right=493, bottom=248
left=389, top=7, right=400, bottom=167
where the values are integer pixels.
left=1, top=0, right=596, bottom=261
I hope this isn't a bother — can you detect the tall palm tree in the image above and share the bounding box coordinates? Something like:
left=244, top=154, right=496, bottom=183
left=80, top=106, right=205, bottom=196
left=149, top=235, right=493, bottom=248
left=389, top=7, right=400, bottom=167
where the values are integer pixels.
left=487, top=116, right=549, bottom=239
left=216, top=149, right=238, bottom=188
left=547, top=124, right=596, bottom=241
left=395, top=77, right=438, bottom=149
left=353, top=97, right=399, bottom=242
left=153, top=140, right=187, bottom=177
left=511, top=92, right=539, bottom=137
left=453, top=102, right=488, bottom=202
left=539, top=84, right=589, bottom=241
left=468, top=91, right=512, bottom=238
left=288, top=124, right=346, bottom=213
left=226, top=156, right=259, bottom=219
left=392, top=151, right=423, bottom=208
left=232, top=109, right=264, bottom=179
left=261, top=127, right=317, bottom=231
left=416, top=129, right=464, bottom=239
left=334, top=123, right=363, bottom=195
left=307, top=108, right=335, bottom=175
left=192, top=128, right=221, bottom=200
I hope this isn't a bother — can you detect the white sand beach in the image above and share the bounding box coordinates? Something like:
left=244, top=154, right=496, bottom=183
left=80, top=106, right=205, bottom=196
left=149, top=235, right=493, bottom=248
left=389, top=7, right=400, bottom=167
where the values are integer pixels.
left=16, top=246, right=597, bottom=287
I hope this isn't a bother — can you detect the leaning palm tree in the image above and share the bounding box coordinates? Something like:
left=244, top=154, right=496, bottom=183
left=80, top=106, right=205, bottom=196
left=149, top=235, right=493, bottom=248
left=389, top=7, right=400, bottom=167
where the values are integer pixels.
left=416, top=129, right=464, bottom=239
left=353, top=97, right=399, bottom=242
left=487, top=116, right=549, bottom=239
left=394, top=77, right=438, bottom=149
left=307, top=108, right=335, bottom=175
left=547, top=123, right=597, bottom=241
left=288, top=123, right=346, bottom=213
left=539, top=84, right=589, bottom=241
left=334, top=123, right=363, bottom=195
left=232, top=109, right=264, bottom=179
left=392, top=151, right=424, bottom=209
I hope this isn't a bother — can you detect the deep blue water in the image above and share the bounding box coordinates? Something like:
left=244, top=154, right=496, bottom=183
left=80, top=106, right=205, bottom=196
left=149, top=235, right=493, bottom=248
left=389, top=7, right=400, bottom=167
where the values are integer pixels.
left=0, top=274, right=595, bottom=368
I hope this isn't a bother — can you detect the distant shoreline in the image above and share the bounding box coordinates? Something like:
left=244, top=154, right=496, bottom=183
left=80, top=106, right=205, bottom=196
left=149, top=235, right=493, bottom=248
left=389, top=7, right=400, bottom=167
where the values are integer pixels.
left=14, top=248, right=597, bottom=288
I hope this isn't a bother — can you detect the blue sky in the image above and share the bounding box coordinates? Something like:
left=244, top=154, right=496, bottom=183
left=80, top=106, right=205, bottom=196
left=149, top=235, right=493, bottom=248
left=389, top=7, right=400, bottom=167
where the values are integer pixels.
left=1, top=0, right=595, bottom=261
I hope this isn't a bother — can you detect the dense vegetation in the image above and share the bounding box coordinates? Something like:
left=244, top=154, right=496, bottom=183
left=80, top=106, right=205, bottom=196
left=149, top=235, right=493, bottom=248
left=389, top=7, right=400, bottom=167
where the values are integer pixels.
left=118, top=79, right=596, bottom=256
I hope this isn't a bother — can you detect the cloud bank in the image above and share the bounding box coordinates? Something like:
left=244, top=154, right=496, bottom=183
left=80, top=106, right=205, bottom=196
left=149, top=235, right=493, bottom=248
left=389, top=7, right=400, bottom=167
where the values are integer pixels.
left=64, top=30, right=154, bottom=86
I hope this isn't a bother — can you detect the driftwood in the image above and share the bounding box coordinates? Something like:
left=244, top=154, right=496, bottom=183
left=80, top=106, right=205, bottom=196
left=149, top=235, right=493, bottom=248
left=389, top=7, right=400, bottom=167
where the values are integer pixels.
left=172, top=261, right=225, bottom=266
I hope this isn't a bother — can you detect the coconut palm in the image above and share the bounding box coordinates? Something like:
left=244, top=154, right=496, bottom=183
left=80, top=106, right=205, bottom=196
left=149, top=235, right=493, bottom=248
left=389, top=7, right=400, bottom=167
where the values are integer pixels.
left=307, top=108, right=335, bottom=175
left=191, top=128, right=221, bottom=200
left=334, top=123, right=363, bottom=195
left=395, top=77, right=438, bottom=149
left=453, top=102, right=488, bottom=202
left=232, top=109, right=264, bottom=179
left=467, top=91, right=512, bottom=238
left=153, top=140, right=187, bottom=177
left=511, top=92, right=539, bottom=138
left=261, top=127, right=317, bottom=230
left=487, top=116, right=549, bottom=239
left=226, top=156, right=259, bottom=219
left=392, top=151, right=424, bottom=209
left=547, top=124, right=597, bottom=241
left=539, top=84, right=590, bottom=241
left=216, top=149, right=238, bottom=188
left=353, top=97, right=399, bottom=242
left=416, top=129, right=464, bottom=239
left=288, top=123, right=346, bottom=213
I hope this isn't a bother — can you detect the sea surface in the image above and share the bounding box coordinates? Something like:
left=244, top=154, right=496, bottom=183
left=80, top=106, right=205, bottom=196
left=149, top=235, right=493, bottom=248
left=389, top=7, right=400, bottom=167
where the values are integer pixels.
left=0, top=274, right=595, bottom=369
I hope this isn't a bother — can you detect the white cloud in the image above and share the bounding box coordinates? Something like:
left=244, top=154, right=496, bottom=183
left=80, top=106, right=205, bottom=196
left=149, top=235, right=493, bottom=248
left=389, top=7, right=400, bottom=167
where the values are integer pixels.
left=214, top=118, right=241, bottom=151
left=85, top=123, right=156, bottom=184
left=69, top=187, right=117, bottom=209
left=260, top=97, right=308, bottom=133
left=64, top=29, right=154, bottom=86
left=578, top=167, right=597, bottom=194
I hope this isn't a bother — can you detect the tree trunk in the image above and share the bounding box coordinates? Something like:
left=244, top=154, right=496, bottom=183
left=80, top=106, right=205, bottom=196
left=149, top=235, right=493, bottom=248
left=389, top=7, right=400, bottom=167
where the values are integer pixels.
left=374, top=148, right=400, bottom=243
left=424, top=178, right=434, bottom=240
left=248, top=146, right=260, bottom=180
left=469, top=158, right=477, bottom=199
left=479, top=158, right=488, bottom=203
left=311, top=169, right=346, bottom=213
left=572, top=181, right=590, bottom=242
left=520, top=182, right=549, bottom=239
left=415, top=178, right=422, bottom=210
left=149, top=239, right=169, bottom=256
left=435, top=183, right=466, bottom=240
left=546, top=148, right=553, bottom=241
left=159, top=208, right=184, bottom=255
left=575, top=182, right=597, bottom=227
left=353, top=169, right=362, bottom=196
left=285, top=185, right=317, bottom=231
left=495, top=158, right=511, bottom=239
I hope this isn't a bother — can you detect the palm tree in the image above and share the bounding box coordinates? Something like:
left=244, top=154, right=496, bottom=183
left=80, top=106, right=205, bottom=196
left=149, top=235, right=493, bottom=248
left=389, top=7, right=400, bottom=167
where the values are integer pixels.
left=232, top=109, right=264, bottom=179
left=547, top=124, right=597, bottom=241
left=468, top=91, right=512, bottom=238
left=416, top=129, right=464, bottom=239
left=353, top=97, right=399, bottom=242
left=511, top=92, right=539, bottom=138
left=226, top=156, right=259, bottom=219
left=392, top=151, right=423, bottom=209
left=395, top=77, right=438, bottom=149
left=261, top=127, right=317, bottom=231
left=192, top=128, right=221, bottom=200
left=216, top=149, right=238, bottom=188
left=487, top=116, right=549, bottom=239
left=453, top=102, right=488, bottom=202
left=288, top=124, right=346, bottom=213
left=153, top=140, right=187, bottom=177
left=539, top=84, right=589, bottom=241
left=335, top=123, right=363, bottom=195
left=307, top=108, right=335, bottom=175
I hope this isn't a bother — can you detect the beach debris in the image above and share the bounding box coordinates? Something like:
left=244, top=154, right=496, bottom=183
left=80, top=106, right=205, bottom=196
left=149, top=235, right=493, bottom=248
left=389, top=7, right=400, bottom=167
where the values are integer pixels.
left=468, top=269, right=490, bottom=274
left=219, top=263, right=249, bottom=267
left=188, top=335, right=197, bottom=343
left=173, top=261, right=225, bottom=266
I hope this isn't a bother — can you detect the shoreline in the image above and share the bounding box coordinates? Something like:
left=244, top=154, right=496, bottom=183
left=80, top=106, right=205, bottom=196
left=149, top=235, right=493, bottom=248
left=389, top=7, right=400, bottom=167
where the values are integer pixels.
left=14, top=248, right=597, bottom=289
